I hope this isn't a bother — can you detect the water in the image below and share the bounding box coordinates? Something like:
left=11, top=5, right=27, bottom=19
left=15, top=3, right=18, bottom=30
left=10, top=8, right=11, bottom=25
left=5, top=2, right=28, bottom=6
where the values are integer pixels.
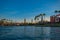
left=0, top=26, right=60, bottom=40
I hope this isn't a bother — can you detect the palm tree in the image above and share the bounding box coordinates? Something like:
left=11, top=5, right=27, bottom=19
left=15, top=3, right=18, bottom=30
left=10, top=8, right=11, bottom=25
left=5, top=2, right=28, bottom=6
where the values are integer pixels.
left=34, top=15, right=39, bottom=23
left=34, top=16, right=37, bottom=20
left=55, top=10, right=60, bottom=13
left=55, top=10, right=58, bottom=13
left=58, top=10, right=60, bottom=13
left=39, top=13, right=46, bottom=22
left=34, top=13, right=46, bottom=23
left=43, top=13, right=46, bottom=21
left=39, top=14, right=43, bottom=22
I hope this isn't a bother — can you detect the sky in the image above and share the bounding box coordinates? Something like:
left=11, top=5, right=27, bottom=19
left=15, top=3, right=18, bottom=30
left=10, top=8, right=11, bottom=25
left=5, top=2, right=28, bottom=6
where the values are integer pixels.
left=0, top=0, right=60, bottom=22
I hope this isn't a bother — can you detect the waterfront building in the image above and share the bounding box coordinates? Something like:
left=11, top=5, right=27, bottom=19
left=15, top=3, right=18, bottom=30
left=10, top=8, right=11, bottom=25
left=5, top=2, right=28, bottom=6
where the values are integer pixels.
left=50, top=14, right=60, bottom=23
left=50, top=15, right=55, bottom=23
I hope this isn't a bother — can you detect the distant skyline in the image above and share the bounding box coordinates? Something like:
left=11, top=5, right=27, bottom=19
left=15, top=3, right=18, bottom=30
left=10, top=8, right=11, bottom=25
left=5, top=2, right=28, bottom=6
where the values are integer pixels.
left=0, top=0, right=60, bottom=22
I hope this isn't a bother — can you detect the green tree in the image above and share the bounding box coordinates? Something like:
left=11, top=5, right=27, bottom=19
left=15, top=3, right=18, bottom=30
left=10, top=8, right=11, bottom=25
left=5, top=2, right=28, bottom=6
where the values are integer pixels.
left=34, top=13, right=46, bottom=23
left=43, top=13, right=46, bottom=21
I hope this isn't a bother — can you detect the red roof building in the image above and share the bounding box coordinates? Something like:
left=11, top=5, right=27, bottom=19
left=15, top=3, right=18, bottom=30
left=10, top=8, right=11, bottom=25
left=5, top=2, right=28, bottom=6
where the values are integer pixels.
left=50, top=14, right=60, bottom=23
left=50, top=15, right=55, bottom=23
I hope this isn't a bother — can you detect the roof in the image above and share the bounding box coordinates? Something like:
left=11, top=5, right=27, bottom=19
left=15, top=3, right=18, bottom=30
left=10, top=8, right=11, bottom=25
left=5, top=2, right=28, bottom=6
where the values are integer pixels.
left=56, top=14, right=60, bottom=16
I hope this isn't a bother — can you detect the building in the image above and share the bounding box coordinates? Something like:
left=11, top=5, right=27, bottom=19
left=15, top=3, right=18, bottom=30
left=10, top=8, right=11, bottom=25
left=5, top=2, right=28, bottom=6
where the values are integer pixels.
left=24, top=18, right=26, bottom=23
left=50, top=15, right=55, bottom=23
left=56, top=14, right=60, bottom=22
left=50, top=14, right=60, bottom=23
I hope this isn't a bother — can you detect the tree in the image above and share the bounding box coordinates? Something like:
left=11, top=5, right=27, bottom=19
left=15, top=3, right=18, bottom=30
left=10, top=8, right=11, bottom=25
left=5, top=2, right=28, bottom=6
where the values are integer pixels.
left=58, top=10, right=60, bottom=13
left=40, top=14, right=43, bottom=22
left=34, top=16, right=39, bottom=23
left=34, top=13, right=46, bottom=23
left=43, top=13, right=46, bottom=21
left=55, top=10, right=58, bottom=13
left=55, top=10, right=60, bottom=14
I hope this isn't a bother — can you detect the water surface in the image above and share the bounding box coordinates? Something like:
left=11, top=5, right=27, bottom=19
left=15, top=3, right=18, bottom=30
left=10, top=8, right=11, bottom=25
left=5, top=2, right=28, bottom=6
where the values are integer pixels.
left=0, top=26, right=60, bottom=40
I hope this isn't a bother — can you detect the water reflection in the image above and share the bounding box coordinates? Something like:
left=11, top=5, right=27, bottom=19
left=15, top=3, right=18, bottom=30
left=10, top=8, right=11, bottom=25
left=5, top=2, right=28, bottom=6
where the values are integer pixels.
left=0, top=26, right=60, bottom=40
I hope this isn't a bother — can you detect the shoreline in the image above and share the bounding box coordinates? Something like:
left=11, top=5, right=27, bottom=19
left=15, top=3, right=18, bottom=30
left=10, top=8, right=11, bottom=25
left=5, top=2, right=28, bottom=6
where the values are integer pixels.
left=0, top=23, right=60, bottom=27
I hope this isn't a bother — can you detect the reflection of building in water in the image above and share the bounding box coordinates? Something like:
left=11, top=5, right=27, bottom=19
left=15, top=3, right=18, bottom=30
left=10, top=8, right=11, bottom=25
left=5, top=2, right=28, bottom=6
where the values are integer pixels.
left=50, top=14, right=60, bottom=22
left=24, top=27, right=51, bottom=40
left=51, top=27, right=60, bottom=40
left=42, top=27, right=51, bottom=40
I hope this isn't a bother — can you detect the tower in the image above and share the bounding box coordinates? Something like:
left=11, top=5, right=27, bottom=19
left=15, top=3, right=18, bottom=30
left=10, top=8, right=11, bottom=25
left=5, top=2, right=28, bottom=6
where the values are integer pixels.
left=24, top=18, right=26, bottom=24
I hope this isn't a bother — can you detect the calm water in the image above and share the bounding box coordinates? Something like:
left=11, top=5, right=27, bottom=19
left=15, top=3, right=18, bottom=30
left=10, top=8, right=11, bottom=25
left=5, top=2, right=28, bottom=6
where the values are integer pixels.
left=0, top=26, right=60, bottom=40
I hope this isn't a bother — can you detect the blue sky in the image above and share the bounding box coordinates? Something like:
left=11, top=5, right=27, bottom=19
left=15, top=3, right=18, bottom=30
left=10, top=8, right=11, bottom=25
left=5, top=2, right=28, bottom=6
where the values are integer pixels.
left=0, top=0, right=60, bottom=22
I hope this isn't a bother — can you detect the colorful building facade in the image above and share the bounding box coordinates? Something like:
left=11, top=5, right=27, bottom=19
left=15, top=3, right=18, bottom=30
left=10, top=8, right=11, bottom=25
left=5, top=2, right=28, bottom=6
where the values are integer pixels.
left=50, top=14, right=60, bottom=23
